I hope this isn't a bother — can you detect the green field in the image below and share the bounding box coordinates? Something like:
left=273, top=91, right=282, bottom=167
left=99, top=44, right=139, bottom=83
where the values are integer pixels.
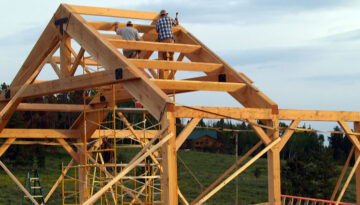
left=0, top=148, right=357, bottom=204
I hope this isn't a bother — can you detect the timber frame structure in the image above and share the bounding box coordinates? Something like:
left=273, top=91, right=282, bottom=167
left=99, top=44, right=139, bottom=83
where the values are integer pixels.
left=0, top=4, right=359, bottom=205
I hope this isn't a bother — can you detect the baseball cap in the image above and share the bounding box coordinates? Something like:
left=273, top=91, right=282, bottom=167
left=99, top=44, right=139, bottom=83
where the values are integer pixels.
left=126, top=21, right=133, bottom=25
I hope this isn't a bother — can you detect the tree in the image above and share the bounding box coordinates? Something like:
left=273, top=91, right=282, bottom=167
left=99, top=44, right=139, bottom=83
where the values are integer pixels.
left=282, top=149, right=338, bottom=199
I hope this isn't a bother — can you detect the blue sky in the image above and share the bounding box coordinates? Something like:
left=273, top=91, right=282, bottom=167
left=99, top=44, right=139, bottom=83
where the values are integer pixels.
left=1, top=0, right=360, bottom=133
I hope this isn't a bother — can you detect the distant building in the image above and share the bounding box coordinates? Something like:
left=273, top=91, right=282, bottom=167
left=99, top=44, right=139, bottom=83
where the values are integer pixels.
left=183, top=130, right=221, bottom=152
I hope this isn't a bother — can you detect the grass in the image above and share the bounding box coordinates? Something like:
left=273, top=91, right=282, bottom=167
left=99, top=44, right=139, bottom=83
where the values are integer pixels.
left=0, top=148, right=357, bottom=204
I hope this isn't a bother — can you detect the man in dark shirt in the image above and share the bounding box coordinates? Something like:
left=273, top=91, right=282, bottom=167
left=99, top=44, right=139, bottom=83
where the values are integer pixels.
left=156, top=10, right=179, bottom=61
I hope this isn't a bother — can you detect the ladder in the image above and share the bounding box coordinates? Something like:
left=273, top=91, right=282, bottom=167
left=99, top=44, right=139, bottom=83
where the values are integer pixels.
left=22, top=169, right=45, bottom=205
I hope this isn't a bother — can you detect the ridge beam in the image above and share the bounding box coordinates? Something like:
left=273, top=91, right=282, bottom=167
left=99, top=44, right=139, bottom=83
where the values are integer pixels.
left=109, top=39, right=201, bottom=53
left=152, top=79, right=246, bottom=92
left=68, top=4, right=159, bottom=20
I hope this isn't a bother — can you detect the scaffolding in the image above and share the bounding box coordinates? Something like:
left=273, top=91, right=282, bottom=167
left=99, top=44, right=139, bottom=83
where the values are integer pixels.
left=61, top=85, right=162, bottom=204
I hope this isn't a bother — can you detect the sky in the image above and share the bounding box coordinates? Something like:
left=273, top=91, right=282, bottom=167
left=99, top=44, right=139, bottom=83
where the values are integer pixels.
left=1, top=0, right=360, bottom=133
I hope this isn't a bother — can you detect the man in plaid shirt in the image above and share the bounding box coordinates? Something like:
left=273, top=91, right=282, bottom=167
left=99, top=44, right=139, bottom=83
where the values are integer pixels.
left=156, top=9, right=179, bottom=62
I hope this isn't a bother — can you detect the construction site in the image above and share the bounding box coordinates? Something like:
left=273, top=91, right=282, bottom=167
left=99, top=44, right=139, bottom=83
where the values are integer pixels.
left=0, top=4, right=359, bottom=205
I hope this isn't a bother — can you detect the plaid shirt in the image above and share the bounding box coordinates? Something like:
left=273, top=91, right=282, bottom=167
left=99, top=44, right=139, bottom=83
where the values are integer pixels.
left=156, top=16, right=177, bottom=41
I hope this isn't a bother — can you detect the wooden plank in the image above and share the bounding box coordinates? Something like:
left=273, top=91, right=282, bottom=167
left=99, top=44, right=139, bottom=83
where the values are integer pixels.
left=176, top=118, right=201, bottom=151
left=130, top=59, right=223, bottom=72
left=68, top=4, right=159, bottom=20
left=195, top=138, right=281, bottom=204
left=153, top=80, right=246, bottom=92
left=280, top=110, right=360, bottom=121
left=89, top=22, right=181, bottom=34
left=278, top=120, right=301, bottom=150
left=248, top=119, right=272, bottom=145
left=61, top=4, right=170, bottom=120
left=17, top=103, right=85, bottom=112
left=56, top=138, right=80, bottom=163
left=0, top=129, right=79, bottom=139
left=338, top=121, right=360, bottom=152
left=0, top=129, right=158, bottom=139
left=109, top=39, right=201, bottom=53
left=0, top=160, right=40, bottom=205
left=0, top=68, right=137, bottom=101
left=0, top=138, right=16, bottom=157
left=172, top=106, right=360, bottom=122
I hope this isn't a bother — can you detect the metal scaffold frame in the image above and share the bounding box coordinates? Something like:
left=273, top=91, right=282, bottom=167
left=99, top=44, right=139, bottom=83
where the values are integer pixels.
left=0, top=4, right=359, bottom=205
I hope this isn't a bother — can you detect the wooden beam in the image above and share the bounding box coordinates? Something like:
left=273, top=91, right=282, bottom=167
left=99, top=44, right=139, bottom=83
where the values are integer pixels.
left=68, top=4, right=159, bottom=20
left=89, top=22, right=181, bottom=34
left=60, top=32, right=72, bottom=77
left=70, top=47, right=85, bottom=76
left=278, top=120, right=301, bottom=150
left=57, top=138, right=80, bottom=163
left=249, top=119, right=273, bottom=145
left=0, top=128, right=158, bottom=139
left=338, top=121, right=360, bottom=152
left=280, top=110, right=360, bottom=121
left=61, top=4, right=171, bottom=120
left=17, top=103, right=85, bottom=112
left=0, top=160, right=40, bottom=205
left=175, top=118, right=201, bottom=151
left=109, top=39, right=201, bottom=53
left=0, top=138, right=16, bottom=157
left=0, top=68, right=137, bottom=101
left=173, top=106, right=360, bottom=122
left=130, top=59, right=223, bottom=72
left=153, top=80, right=246, bottom=92
left=161, top=111, right=178, bottom=205
left=0, top=129, right=79, bottom=139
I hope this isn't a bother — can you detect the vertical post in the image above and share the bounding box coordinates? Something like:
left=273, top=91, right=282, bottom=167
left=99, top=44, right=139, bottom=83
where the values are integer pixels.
left=354, top=122, right=360, bottom=205
left=235, top=132, right=239, bottom=205
left=267, top=119, right=281, bottom=205
left=161, top=104, right=178, bottom=205
left=77, top=145, right=89, bottom=203
left=60, top=32, right=71, bottom=77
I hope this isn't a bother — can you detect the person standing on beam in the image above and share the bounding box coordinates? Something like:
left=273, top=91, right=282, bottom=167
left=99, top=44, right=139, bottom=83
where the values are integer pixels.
left=156, top=9, right=179, bottom=61
left=115, top=21, right=141, bottom=58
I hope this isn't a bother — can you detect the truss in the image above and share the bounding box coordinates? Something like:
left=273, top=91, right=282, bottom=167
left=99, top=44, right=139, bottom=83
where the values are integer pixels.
left=0, top=4, right=359, bottom=205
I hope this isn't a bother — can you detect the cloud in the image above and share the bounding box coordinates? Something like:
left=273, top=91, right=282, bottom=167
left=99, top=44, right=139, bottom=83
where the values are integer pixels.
left=321, top=28, right=360, bottom=42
